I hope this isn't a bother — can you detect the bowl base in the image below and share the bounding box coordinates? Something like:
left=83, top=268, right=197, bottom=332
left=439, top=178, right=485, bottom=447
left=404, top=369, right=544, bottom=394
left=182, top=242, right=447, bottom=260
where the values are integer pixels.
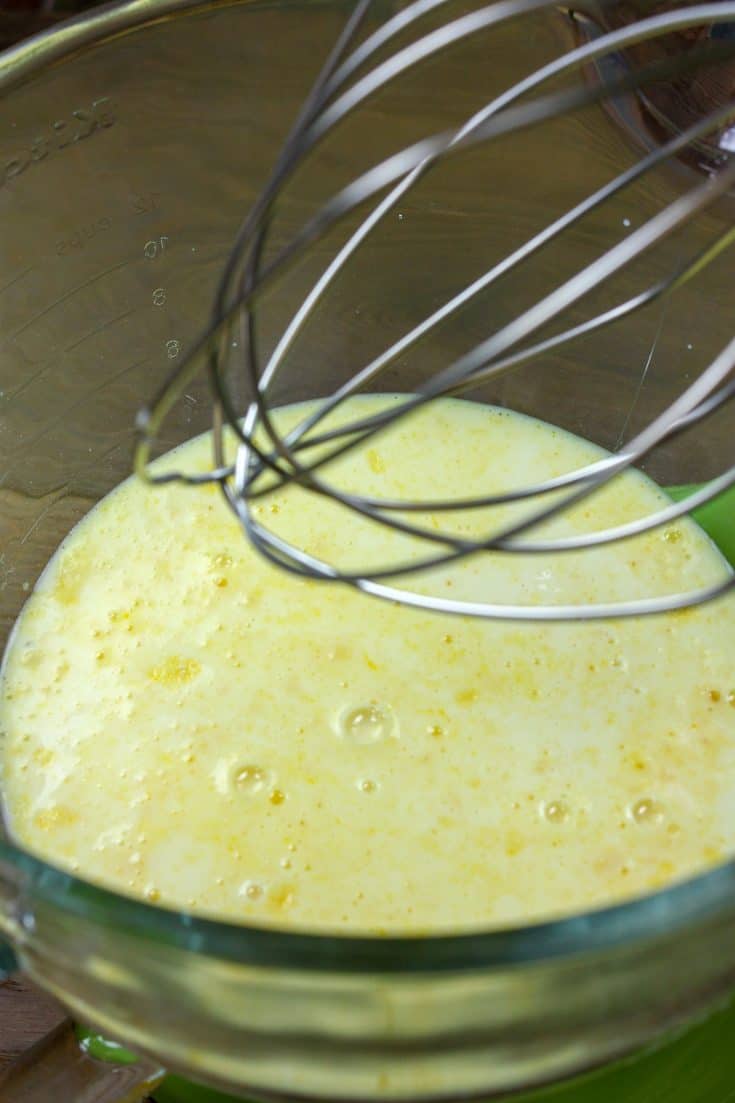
left=152, top=992, right=735, bottom=1103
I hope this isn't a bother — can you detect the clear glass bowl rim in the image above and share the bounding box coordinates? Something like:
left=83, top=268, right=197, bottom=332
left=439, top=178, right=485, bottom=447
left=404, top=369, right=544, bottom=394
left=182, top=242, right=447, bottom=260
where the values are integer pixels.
left=2, top=0, right=735, bottom=975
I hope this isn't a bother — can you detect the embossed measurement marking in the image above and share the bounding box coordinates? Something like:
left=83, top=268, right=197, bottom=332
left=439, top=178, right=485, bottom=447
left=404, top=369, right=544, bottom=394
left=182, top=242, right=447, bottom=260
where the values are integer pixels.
left=1, top=98, right=115, bottom=189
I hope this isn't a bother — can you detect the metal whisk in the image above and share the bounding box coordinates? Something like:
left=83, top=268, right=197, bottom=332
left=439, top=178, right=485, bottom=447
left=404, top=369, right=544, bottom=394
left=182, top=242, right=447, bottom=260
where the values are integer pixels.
left=134, top=0, right=735, bottom=621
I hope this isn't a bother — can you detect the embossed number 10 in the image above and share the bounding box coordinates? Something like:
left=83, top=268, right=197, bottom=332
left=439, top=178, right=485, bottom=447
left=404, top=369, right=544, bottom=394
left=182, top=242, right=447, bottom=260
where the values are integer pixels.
left=144, top=236, right=169, bottom=259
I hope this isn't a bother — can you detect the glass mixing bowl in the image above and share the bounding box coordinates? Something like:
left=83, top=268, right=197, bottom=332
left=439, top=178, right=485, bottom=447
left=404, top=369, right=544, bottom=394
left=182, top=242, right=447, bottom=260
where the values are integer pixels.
left=1, top=1, right=735, bottom=1100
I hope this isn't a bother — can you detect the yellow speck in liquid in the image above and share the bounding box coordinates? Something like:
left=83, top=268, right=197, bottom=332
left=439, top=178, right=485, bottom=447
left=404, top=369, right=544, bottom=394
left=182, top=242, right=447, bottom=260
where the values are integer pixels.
left=2, top=395, right=735, bottom=934
left=34, top=806, right=78, bottom=831
left=367, top=449, right=385, bottom=474
left=268, top=883, right=296, bottom=911
left=455, top=689, right=478, bottom=706
left=149, top=657, right=201, bottom=685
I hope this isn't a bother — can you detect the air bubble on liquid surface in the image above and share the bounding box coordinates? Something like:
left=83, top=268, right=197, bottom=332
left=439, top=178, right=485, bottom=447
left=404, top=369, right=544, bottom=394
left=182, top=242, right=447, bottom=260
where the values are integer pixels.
left=239, top=880, right=264, bottom=901
left=232, top=764, right=272, bottom=795
left=629, top=798, right=664, bottom=825
left=335, top=702, right=396, bottom=745
left=214, top=759, right=274, bottom=796
left=93, top=824, right=132, bottom=851
left=541, top=800, right=569, bottom=825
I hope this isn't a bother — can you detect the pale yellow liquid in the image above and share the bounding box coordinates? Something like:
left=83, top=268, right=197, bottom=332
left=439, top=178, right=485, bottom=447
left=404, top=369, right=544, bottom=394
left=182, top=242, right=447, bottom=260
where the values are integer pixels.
left=2, top=397, right=734, bottom=932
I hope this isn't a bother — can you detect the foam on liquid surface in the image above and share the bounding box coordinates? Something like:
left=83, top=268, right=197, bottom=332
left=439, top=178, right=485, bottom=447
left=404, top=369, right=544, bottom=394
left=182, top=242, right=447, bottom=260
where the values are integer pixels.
left=1, top=397, right=734, bottom=932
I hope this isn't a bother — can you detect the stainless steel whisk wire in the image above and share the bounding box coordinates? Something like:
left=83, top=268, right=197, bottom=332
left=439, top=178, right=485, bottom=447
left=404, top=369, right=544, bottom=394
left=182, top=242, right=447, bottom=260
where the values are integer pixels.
left=134, top=0, right=735, bottom=620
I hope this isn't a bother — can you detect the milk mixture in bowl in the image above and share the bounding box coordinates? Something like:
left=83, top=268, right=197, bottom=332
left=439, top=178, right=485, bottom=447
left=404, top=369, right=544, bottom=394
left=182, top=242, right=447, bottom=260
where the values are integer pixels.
left=1, top=396, right=734, bottom=932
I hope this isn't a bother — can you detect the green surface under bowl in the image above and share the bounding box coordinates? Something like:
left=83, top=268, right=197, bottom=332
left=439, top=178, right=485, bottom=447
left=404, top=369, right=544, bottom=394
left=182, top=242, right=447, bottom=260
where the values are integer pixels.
left=153, top=484, right=735, bottom=1103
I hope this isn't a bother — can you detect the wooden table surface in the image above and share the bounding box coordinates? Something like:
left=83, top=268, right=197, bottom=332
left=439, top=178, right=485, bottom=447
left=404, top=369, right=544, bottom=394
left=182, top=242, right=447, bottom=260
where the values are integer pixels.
left=0, top=974, right=159, bottom=1099
left=0, top=975, right=66, bottom=1071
